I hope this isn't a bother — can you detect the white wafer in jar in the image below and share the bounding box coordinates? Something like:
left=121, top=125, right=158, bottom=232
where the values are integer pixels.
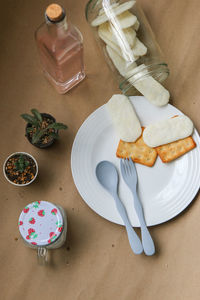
left=86, top=0, right=170, bottom=106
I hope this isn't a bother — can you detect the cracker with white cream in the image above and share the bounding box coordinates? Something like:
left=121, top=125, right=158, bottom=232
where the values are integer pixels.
left=116, top=128, right=157, bottom=167
left=143, top=115, right=194, bottom=148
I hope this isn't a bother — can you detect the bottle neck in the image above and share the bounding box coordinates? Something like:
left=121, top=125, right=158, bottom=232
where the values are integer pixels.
left=46, top=15, right=68, bottom=37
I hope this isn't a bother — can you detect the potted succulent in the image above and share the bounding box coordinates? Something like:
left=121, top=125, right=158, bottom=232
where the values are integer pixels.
left=21, top=109, right=67, bottom=148
left=3, top=152, right=38, bottom=186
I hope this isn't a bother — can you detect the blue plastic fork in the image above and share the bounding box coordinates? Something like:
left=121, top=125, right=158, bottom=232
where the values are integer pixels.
left=120, top=158, right=155, bottom=256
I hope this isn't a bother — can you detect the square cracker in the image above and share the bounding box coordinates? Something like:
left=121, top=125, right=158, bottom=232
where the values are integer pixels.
left=116, top=128, right=157, bottom=167
left=156, top=136, right=196, bottom=163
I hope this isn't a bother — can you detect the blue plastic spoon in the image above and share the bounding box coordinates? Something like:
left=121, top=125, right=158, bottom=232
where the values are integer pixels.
left=96, top=161, right=143, bottom=255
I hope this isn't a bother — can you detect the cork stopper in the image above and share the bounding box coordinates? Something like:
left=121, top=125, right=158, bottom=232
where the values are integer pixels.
left=46, top=4, right=64, bottom=22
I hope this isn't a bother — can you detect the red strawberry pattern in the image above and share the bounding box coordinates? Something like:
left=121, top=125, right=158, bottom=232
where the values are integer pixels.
left=56, top=221, right=63, bottom=233
left=38, top=210, right=45, bottom=217
left=58, top=226, right=63, bottom=233
left=18, top=201, right=64, bottom=246
left=28, top=228, right=35, bottom=235
left=48, top=232, right=57, bottom=243
left=23, top=206, right=29, bottom=213
left=49, top=232, right=55, bottom=238
left=29, top=217, right=35, bottom=224
left=31, top=242, right=37, bottom=245
left=51, top=208, right=57, bottom=215
left=27, top=229, right=38, bottom=240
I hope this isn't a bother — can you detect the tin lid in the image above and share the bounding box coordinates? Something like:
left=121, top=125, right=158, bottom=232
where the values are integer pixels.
left=18, top=201, right=64, bottom=246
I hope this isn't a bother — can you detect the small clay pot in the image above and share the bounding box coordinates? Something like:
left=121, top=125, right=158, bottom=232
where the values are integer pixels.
left=26, top=113, right=58, bottom=149
left=3, top=152, right=38, bottom=187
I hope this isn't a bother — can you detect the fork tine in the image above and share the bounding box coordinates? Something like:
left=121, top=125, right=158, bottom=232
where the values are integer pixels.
left=123, top=158, right=127, bottom=175
left=129, top=157, right=135, bottom=170
left=127, top=157, right=133, bottom=175
left=129, top=156, right=137, bottom=175
left=125, top=158, right=130, bottom=176
left=120, top=159, right=125, bottom=177
left=121, top=159, right=128, bottom=177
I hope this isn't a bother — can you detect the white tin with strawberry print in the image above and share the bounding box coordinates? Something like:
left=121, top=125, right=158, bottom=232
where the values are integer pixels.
left=18, top=201, right=67, bottom=264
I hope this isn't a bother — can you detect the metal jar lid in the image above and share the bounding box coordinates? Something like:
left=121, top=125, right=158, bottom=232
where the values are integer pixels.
left=18, top=201, right=64, bottom=246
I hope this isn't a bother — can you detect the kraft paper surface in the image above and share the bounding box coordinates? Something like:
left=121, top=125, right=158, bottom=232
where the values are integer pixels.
left=1, top=0, right=200, bottom=299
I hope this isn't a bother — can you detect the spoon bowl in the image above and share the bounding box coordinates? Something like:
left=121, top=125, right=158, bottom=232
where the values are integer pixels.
left=96, top=161, right=118, bottom=195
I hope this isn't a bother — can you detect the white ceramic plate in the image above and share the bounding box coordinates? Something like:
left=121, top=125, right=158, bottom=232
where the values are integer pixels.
left=71, top=96, right=200, bottom=226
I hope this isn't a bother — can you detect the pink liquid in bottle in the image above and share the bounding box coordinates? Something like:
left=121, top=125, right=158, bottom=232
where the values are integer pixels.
left=35, top=4, right=85, bottom=94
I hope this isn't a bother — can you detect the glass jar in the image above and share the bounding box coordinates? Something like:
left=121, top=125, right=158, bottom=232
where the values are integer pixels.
left=85, top=0, right=170, bottom=106
left=18, top=201, right=67, bottom=265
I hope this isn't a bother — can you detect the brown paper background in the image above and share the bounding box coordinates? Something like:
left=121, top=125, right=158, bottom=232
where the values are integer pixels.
left=1, top=0, right=200, bottom=299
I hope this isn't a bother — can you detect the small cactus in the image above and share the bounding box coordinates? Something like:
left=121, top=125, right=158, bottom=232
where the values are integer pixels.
left=14, top=154, right=29, bottom=173
left=21, top=109, right=67, bottom=145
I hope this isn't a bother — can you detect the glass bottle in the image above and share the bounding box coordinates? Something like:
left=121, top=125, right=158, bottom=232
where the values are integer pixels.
left=85, top=0, right=170, bottom=106
left=35, top=3, right=85, bottom=94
